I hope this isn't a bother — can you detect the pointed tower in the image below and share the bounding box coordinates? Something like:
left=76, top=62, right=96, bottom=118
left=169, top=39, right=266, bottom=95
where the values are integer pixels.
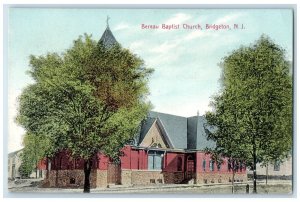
left=99, top=16, right=118, bottom=48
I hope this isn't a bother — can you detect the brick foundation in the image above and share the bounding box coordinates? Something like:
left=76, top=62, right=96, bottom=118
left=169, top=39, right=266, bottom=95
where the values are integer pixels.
left=96, top=170, right=107, bottom=188
left=121, top=169, right=132, bottom=186
left=130, top=170, right=164, bottom=185
left=196, top=172, right=247, bottom=184
left=45, top=169, right=107, bottom=188
left=44, top=169, right=247, bottom=188
left=163, top=171, right=185, bottom=184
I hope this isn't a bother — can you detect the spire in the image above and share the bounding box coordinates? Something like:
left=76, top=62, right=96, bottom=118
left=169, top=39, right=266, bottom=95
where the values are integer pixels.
left=99, top=16, right=118, bottom=48
left=106, top=15, right=110, bottom=28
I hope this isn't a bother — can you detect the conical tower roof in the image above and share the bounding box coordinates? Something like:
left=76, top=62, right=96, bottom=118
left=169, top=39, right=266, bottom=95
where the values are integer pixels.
left=99, top=17, right=118, bottom=48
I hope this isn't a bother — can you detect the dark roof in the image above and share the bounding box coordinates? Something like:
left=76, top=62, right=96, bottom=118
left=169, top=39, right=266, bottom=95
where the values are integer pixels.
left=99, top=26, right=118, bottom=48
left=188, top=116, right=216, bottom=150
left=138, top=117, right=156, bottom=145
left=137, top=111, right=216, bottom=151
left=148, top=111, right=188, bottom=149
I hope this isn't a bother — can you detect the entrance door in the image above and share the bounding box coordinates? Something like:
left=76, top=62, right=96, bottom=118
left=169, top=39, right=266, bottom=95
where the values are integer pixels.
left=185, top=155, right=195, bottom=180
left=107, top=162, right=121, bottom=184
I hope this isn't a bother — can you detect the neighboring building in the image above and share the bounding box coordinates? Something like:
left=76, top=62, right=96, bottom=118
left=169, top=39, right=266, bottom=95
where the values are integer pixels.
left=248, top=156, right=292, bottom=180
left=8, top=149, right=23, bottom=179
left=45, top=111, right=247, bottom=188
left=8, top=149, right=47, bottom=179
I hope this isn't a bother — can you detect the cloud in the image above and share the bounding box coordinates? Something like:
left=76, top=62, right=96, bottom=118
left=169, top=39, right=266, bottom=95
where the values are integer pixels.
left=150, top=40, right=181, bottom=53
left=184, top=30, right=212, bottom=41
left=164, top=13, right=192, bottom=25
left=129, top=40, right=145, bottom=51
left=113, top=23, right=130, bottom=31
left=214, top=13, right=242, bottom=25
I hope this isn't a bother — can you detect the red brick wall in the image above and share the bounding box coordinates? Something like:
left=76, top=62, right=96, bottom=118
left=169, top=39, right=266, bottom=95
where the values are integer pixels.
left=195, top=152, right=246, bottom=174
left=120, top=146, right=148, bottom=170
left=97, top=153, right=109, bottom=170
left=50, top=150, right=108, bottom=170
left=164, top=153, right=185, bottom=172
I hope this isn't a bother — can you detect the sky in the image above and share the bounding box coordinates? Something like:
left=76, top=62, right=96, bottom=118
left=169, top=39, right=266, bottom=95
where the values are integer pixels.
left=7, top=8, right=293, bottom=152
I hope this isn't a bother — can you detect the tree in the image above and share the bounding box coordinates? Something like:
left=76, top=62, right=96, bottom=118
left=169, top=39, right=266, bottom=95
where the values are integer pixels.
left=205, top=91, right=251, bottom=193
left=17, top=34, right=153, bottom=192
left=205, top=35, right=292, bottom=193
left=19, top=133, right=50, bottom=178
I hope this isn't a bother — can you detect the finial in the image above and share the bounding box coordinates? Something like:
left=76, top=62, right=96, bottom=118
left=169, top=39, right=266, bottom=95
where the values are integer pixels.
left=106, top=15, right=110, bottom=28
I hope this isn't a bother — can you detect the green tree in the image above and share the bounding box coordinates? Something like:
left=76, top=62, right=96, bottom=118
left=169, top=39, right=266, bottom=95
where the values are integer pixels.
left=19, top=133, right=50, bottom=178
left=205, top=35, right=292, bottom=193
left=205, top=91, right=251, bottom=193
left=17, top=34, right=153, bottom=192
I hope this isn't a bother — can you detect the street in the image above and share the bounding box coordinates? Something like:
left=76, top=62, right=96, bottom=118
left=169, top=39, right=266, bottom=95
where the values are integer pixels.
left=7, top=179, right=292, bottom=195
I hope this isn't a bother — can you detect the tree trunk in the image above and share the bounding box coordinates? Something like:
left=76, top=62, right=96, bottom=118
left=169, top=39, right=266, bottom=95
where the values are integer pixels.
left=253, top=152, right=257, bottom=193
left=232, top=169, right=235, bottom=194
left=83, top=159, right=92, bottom=193
left=36, top=159, right=38, bottom=179
left=266, top=164, right=268, bottom=185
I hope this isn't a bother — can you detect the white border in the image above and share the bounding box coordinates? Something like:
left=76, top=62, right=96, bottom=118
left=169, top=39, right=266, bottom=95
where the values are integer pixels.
left=1, top=1, right=299, bottom=202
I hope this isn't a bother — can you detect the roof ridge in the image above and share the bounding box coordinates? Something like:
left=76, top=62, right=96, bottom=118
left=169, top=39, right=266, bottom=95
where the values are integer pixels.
left=150, top=111, right=187, bottom=119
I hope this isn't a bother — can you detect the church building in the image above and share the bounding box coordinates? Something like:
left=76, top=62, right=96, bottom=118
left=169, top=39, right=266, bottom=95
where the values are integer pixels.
left=43, top=23, right=247, bottom=188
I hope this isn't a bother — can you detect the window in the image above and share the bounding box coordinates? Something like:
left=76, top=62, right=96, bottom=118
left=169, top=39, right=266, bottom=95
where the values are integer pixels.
left=217, top=162, right=221, bottom=171
left=70, top=178, right=76, bottom=184
left=177, top=157, right=183, bottom=171
left=209, top=160, right=214, bottom=171
left=274, top=160, right=280, bottom=171
left=148, top=151, right=163, bottom=170
left=202, top=159, right=206, bottom=171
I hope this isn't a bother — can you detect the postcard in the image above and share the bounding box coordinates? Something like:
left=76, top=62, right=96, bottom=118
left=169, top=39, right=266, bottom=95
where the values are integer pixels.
left=6, top=6, right=294, bottom=196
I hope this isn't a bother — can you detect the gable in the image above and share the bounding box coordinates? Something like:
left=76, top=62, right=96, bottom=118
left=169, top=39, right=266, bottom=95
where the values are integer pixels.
left=149, top=111, right=187, bottom=149
left=140, top=120, right=169, bottom=148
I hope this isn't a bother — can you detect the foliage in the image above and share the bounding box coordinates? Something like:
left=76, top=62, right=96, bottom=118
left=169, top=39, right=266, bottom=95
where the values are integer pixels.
left=17, top=33, right=153, bottom=160
left=16, top=33, right=153, bottom=191
left=19, top=133, right=50, bottom=178
left=205, top=35, right=292, bottom=193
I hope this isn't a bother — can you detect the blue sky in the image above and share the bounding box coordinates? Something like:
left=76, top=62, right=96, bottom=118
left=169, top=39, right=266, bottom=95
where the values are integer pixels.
left=8, top=8, right=293, bottom=152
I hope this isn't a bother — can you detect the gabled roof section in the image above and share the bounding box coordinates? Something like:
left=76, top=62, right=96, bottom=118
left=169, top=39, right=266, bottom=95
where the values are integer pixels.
left=187, top=116, right=216, bottom=150
left=139, top=118, right=173, bottom=149
left=99, top=26, right=118, bottom=48
left=148, top=111, right=187, bottom=149
left=138, top=117, right=156, bottom=144
left=155, top=118, right=174, bottom=149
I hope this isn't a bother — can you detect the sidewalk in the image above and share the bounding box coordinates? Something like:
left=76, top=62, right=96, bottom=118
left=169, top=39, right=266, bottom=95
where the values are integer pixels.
left=91, top=180, right=292, bottom=193
left=8, top=179, right=292, bottom=194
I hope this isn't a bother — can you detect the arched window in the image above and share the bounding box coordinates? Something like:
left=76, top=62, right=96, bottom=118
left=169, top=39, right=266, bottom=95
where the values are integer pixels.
left=209, top=160, right=214, bottom=171
left=202, top=159, right=206, bottom=171
left=177, top=157, right=183, bottom=171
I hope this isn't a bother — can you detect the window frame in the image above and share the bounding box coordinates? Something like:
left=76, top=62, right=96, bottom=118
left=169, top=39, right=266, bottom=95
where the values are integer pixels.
left=209, top=160, right=215, bottom=171
left=177, top=156, right=183, bottom=171
left=148, top=151, right=163, bottom=170
left=202, top=159, right=206, bottom=172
